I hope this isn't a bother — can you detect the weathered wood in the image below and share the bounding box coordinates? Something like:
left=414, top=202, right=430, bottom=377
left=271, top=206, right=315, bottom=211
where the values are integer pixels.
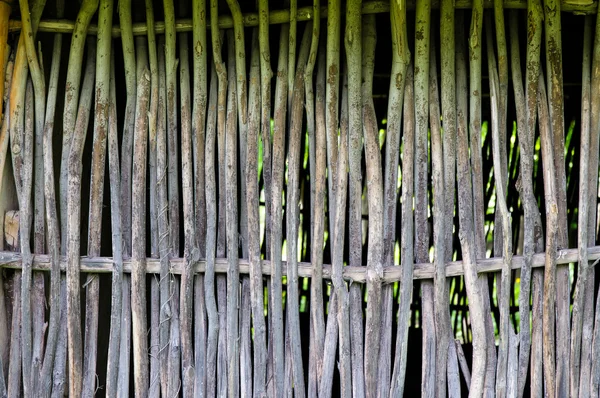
left=105, top=54, right=123, bottom=398
left=81, top=1, right=112, bottom=395
left=361, top=14, right=385, bottom=398
left=537, top=70, right=559, bottom=398
left=4, top=237, right=600, bottom=281
left=204, top=23, right=219, bottom=394
left=570, top=15, right=593, bottom=398
left=178, top=6, right=197, bottom=394
left=17, top=58, right=35, bottom=398
left=390, top=59, right=414, bottom=398
left=145, top=0, right=160, bottom=396
left=65, top=38, right=96, bottom=398
left=308, top=18, right=324, bottom=395
left=37, top=2, right=63, bottom=395
left=225, top=30, right=240, bottom=398
left=429, top=34, right=452, bottom=398
left=7, top=271, right=20, bottom=397
left=269, top=9, right=288, bottom=397
left=246, top=32, right=267, bottom=396
left=583, top=2, right=600, bottom=395
left=286, top=24, right=312, bottom=397
left=116, top=3, right=134, bottom=395
left=377, top=0, right=409, bottom=392
left=192, top=1, right=208, bottom=392
left=345, top=1, right=365, bottom=395
left=414, top=0, right=435, bottom=395
left=156, top=33, right=171, bottom=398
left=325, top=0, right=340, bottom=258
left=542, top=0, right=570, bottom=394
left=487, top=17, right=515, bottom=398
left=131, top=51, right=151, bottom=395
left=456, top=11, right=488, bottom=397
left=59, top=0, right=99, bottom=253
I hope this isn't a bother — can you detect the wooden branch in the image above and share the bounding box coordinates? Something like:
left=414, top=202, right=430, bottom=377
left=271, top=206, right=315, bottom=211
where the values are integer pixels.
left=246, top=32, right=266, bottom=397
left=65, top=38, right=96, bottom=398
left=0, top=245, right=597, bottom=284
left=8, top=0, right=600, bottom=36
left=223, top=30, right=240, bottom=398
left=268, top=8, right=288, bottom=397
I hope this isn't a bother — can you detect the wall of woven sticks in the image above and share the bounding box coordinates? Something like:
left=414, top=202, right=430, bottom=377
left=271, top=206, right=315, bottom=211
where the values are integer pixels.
left=2, top=0, right=600, bottom=396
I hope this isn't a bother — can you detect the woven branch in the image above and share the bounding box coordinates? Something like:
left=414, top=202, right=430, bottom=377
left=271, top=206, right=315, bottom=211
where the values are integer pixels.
left=0, top=246, right=597, bottom=282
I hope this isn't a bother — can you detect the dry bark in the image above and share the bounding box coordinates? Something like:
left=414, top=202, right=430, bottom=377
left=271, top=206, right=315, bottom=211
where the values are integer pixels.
left=286, top=24, right=312, bottom=397
left=428, top=35, right=453, bottom=398
left=131, top=52, right=151, bottom=396
left=204, top=48, right=219, bottom=398
left=178, top=11, right=198, bottom=395
left=456, top=12, right=488, bottom=397
left=81, top=1, right=112, bottom=394
left=37, top=1, right=64, bottom=394
left=537, top=70, right=559, bottom=398
left=569, top=15, right=593, bottom=398
left=542, top=0, right=570, bottom=394
left=390, top=61, right=414, bottom=398
left=156, top=34, right=171, bottom=398
left=65, top=39, right=96, bottom=398
left=245, top=30, right=267, bottom=397
left=269, top=14, right=289, bottom=398
left=360, top=14, right=384, bottom=398
left=105, top=55, right=124, bottom=398
left=225, top=30, right=240, bottom=398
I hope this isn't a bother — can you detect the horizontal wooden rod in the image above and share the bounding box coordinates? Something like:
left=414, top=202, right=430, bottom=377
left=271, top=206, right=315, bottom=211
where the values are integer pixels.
left=6, top=0, right=597, bottom=36
left=0, top=245, right=597, bottom=283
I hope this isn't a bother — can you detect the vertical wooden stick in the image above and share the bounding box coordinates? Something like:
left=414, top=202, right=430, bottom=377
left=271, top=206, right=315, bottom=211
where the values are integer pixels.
left=542, top=0, right=570, bottom=394
left=569, top=15, right=593, bottom=398
left=286, top=23, right=312, bottom=397
left=257, top=0, right=273, bottom=261
left=156, top=34, right=171, bottom=398
left=486, top=21, right=515, bottom=397
left=7, top=270, right=21, bottom=397
left=345, top=1, right=365, bottom=395
left=224, top=30, right=240, bottom=398
left=331, top=63, right=351, bottom=398
left=105, top=54, right=124, bottom=398
left=81, top=1, right=112, bottom=395
left=144, top=0, right=160, bottom=396
left=163, top=0, right=180, bottom=256
left=455, top=12, right=487, bottom=396
left=523, top=0, right=544, bottom=394
left=537, top=70, right=559, bottom=398
left=204, top=54, right=219, bottom=398
left=269, top=11, right=289, bottom=398
left=131, top=40, right=151, bottom=395
left=59, top=0, right=99, bottom=249
left=390, top=61, right=414, bottom=398
left=361, top=14, right=384, bottom=398
left=117, top=3, right=135, bottom=395
left=582, top=1, right=600, bottom=394
left=178, top=3, right=199, bottom=394
left=468, top=1, right=497, bottom=392
left=0, top=0, right=11, bottom=124
left=428, top=33, right=452, bottom=398
left=66, top=39, right=96, bottom=398
left=20, top=76, right=34, bottom=398
left=192, top=0, right=208, bottom=392
left=306, top=1, right=321, bottom=393
left=413, top=0, right=436, bottom=396
left=325, top=0, right=340, bottom=253
left=18, top=0, right=47, bottom=395
left=37, top=2, right=63, bottom=395
left=246, top=32, right=267, bottom=396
